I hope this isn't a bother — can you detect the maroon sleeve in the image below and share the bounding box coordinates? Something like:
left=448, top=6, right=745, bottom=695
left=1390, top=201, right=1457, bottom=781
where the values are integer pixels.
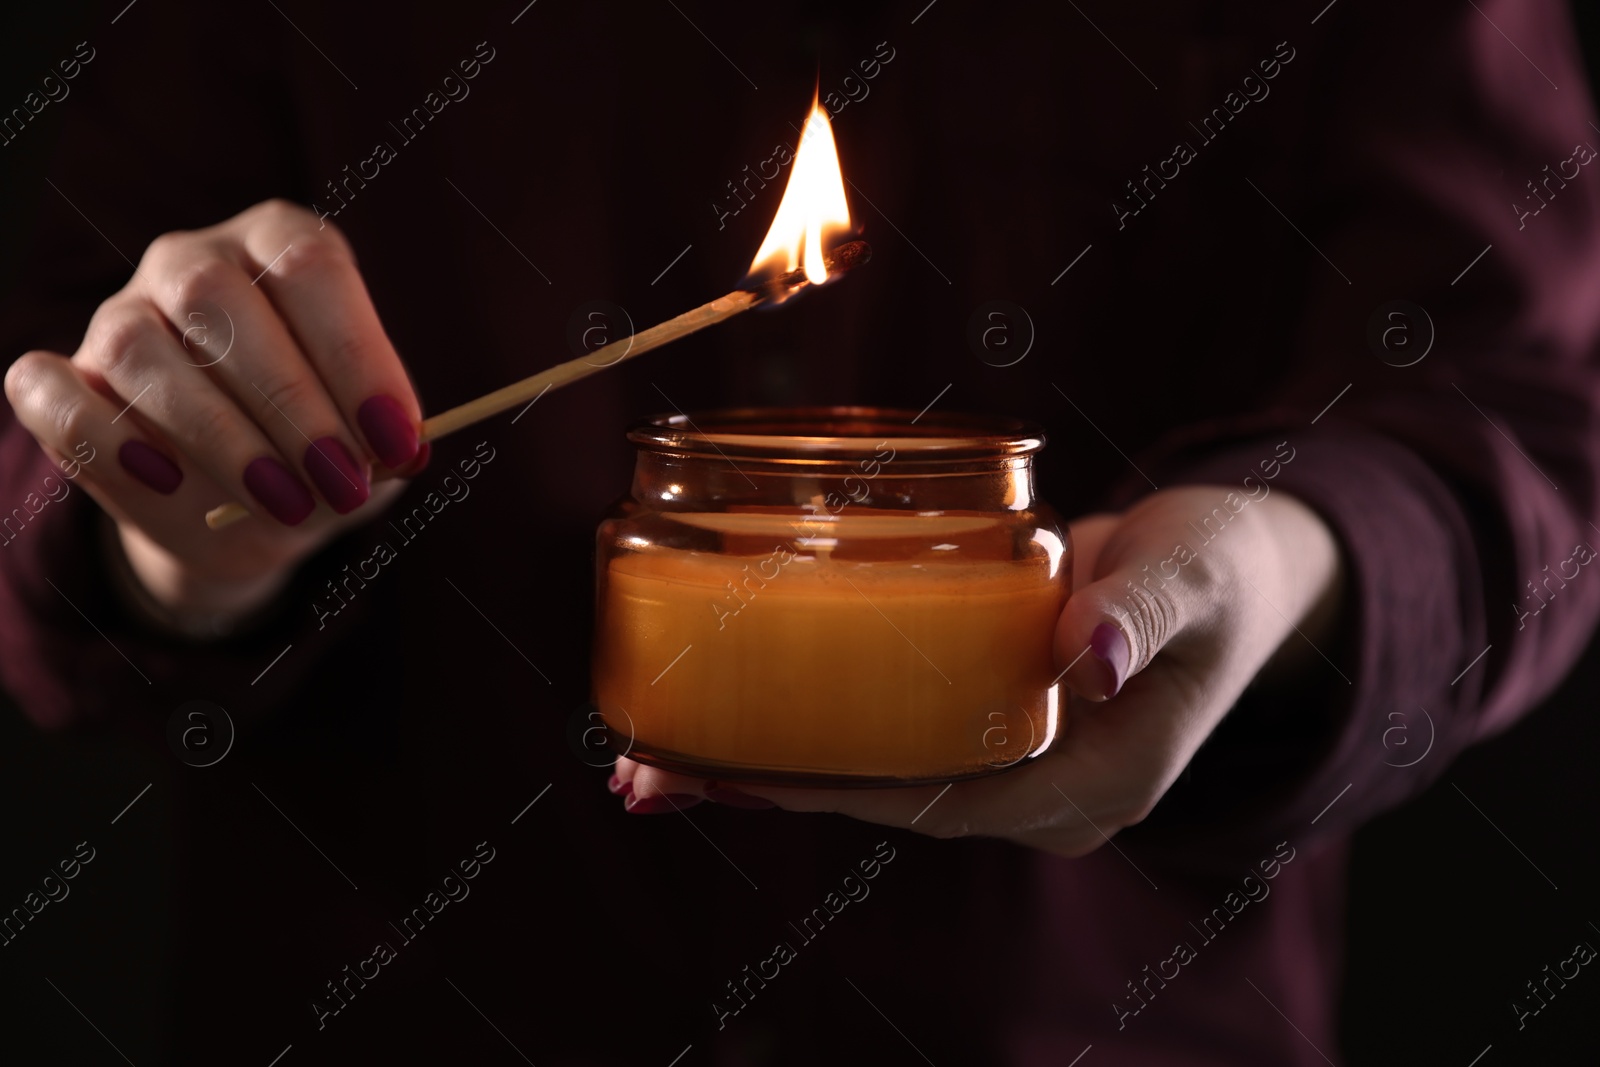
left=1128, top=0, right=1600, bottom=852
left=0, top=7, right=366, bottom=728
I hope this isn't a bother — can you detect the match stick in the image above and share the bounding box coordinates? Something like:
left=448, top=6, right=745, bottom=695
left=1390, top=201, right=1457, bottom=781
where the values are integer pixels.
left=204, top=240, right=871, bottom=529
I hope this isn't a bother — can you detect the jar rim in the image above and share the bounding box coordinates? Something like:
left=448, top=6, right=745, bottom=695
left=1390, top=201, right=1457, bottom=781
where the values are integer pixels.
left=627, top=405, right=1045, bottom=461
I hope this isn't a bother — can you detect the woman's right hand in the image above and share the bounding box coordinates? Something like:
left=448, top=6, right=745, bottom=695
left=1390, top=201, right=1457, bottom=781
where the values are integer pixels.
left=4, top=199, right=425, bottom=630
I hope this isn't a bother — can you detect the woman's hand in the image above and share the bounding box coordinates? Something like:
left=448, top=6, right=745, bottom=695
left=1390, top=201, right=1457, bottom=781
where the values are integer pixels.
left=612, top=484, right=1344, bottom=858
left=5, top=200, right=424, bottom=631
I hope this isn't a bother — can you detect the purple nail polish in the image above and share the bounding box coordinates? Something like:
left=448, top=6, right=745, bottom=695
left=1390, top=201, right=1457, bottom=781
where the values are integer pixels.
left=117, top=440, right=182, bottom=495
left=624, top=793, right=702, bottom=815
left=356, top=394, right=419, bottom=469
left=1089, top=622, right=1130, bottom=698
left=706, top=786, right=776, bottom=810
left=304, top=437, right=369, bottom=514
left=243, top=456, right=315, bottom=525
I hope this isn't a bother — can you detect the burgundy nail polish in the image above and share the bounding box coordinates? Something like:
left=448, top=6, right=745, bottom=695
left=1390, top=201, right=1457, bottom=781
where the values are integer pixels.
left=243, top=456, right=315, bottom=525
left=357, top=394, right=419, bottom=469
left=117, top=440, right=182, bottom=495
left=304, top=437, right=369, bottom=514
left=1089, top=621, right=1130, bottom=699
left=706, top=786, right=776, bottom=810
left=606, top=773, right=633, bottom=796
left=624, top=793, right=702, bottom=815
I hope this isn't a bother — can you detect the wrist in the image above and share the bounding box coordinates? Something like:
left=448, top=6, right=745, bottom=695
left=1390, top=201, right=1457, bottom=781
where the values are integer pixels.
left=103, top=516, right=289, bottom=640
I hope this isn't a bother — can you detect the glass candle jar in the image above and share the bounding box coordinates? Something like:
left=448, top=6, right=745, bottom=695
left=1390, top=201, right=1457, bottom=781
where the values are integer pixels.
left=591, top=406, right=1071, bottom=787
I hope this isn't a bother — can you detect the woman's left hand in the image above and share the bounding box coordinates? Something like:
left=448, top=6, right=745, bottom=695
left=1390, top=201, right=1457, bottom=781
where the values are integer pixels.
left=612, top=484, right=1343, bottom=858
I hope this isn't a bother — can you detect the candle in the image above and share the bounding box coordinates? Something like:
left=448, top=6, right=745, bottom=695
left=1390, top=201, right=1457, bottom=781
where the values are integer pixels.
left=592, top=406, right=1071, bottom=785
left=594, top=496, right=1070, bottom=785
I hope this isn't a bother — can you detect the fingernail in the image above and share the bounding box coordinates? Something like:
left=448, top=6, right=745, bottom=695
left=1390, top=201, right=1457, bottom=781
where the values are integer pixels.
left=1089, top=621, right=1130, bottom=699
left=606, top=773, right=633, bottom=796
left=243, top=456, right=315, bottom=525
left=117, top=440, right=182, bottom=494
left=304, top=437, right=369, bottom=514
left=396, top=440, right=431, bottom=479
left=624, top=793, right=702, bottom=815
left=357, top=394, right=420, bottom=469
left=706, top=786, right=776, bottom=810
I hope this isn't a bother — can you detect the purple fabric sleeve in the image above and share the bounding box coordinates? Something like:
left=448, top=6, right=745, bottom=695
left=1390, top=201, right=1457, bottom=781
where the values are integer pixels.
left=0, top=423, right=377, bottom=728
left=1122, top=0, right=1600, bottom=855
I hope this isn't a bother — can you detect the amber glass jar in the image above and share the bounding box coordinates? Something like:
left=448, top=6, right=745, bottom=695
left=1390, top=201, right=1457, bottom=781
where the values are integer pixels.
left=591, top=406, right=1071, bottom=787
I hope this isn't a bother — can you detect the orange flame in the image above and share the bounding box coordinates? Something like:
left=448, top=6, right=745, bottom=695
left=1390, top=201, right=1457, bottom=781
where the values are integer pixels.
left=748, top=98, right=852, bottom=285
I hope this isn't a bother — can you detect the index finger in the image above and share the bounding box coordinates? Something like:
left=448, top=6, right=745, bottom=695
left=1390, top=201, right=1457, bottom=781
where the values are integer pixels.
left=231, top=201, right=425, bottom=472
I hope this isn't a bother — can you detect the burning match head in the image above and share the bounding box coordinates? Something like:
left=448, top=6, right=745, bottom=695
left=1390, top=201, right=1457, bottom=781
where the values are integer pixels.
left=747, top=240, right=873, bottom=299
left=823, top=239, right=872, bottom=274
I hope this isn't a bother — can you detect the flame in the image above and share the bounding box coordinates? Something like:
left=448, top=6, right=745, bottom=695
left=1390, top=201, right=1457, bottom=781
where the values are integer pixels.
left=748, top=98, right=852, bottom=285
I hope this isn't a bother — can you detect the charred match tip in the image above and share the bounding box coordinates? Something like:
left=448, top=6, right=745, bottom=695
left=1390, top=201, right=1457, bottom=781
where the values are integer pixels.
left=824, top=239, right=872, bottom=273
left=745, top=240, right=874, bottom=294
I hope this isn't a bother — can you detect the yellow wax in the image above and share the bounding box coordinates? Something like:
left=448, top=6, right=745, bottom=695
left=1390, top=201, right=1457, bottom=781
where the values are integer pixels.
left=593, top=519, right=1067, bottom=783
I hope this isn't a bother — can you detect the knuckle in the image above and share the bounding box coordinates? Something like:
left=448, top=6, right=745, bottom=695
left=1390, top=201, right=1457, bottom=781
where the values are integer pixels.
left=1118, top=579, right=1179, bottom=671
left=88, top=302, right=162, bottom=380
left=183, top=398, right=242, bottom=455
left=5, top=351, right=50, bottom=408
left=253, top=197, right=322, bottom=231
left=323, top=328, right=379, bottom=372
left=253, top=197, right=353, bottom=251
left=139, top=229, right=199, bottom=277
left=270, top=232, right=352, bottom=284
left=170, top=257, right=241, bottom=312
left=239, top=198, right=312, bottom=236
left=252, top=370, right=318, bottom=419
left=255, top=197, right=302, bottom=221
left=53, top=391, right=92, bottom=449
left=10, top=354, right=88, bottom=446
left=1147, top=584, right=1181, bottom=651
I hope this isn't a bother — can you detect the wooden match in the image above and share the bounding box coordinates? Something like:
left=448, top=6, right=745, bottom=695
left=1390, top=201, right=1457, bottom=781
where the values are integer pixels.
left=204, top=240, right=872, bottom=530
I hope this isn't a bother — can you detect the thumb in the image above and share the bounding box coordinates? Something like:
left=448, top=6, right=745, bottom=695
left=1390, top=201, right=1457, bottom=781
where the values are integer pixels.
left=1055, top=536, right=1208, bottom=702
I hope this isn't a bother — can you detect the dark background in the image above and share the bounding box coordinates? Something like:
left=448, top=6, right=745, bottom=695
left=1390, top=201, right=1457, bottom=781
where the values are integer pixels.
left=0, top=4, right=1596, bottom=1064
